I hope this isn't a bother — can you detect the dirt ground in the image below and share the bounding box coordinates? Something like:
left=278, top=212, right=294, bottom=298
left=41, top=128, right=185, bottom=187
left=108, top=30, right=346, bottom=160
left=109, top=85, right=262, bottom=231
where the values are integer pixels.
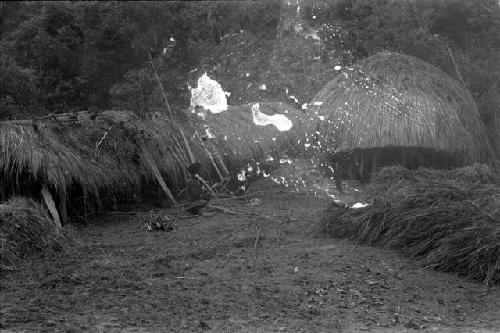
left=1, top=180, right=500, bottom=333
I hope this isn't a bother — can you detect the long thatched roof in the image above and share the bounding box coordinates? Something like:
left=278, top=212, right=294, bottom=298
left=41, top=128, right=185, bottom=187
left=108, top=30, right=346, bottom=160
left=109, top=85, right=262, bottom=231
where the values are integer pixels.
left=307, top=51, right=492, bottom=163
left=0, top=102, right=306, bottom=205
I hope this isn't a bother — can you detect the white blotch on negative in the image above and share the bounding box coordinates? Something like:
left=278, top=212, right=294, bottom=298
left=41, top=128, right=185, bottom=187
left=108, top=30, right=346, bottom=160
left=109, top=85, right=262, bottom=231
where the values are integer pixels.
left=352, top=203, right=370, bottom=209
left=204, top=126, right=215, bottom=139
left=190, top=73, right=228, bottom=114
left=252, top=103, right=293, bottom=132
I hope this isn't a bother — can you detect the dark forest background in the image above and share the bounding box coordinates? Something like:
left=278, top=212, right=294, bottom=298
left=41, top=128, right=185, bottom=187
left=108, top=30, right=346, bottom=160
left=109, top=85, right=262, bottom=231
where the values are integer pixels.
left=1, top=0, right=499, bottom=154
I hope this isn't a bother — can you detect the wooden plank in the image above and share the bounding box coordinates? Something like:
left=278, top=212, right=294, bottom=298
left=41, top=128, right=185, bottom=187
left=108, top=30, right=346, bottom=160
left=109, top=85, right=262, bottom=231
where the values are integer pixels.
left=41, top=184, right=62, bottom=231
left=140, top=144, right=178, bottom=205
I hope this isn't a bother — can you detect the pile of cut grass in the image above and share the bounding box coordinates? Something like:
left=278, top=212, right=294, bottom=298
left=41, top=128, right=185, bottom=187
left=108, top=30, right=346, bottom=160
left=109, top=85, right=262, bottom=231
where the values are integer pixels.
left=319, top=164, right=500, bottom=285
left=0, top=197, right=70, bottom=271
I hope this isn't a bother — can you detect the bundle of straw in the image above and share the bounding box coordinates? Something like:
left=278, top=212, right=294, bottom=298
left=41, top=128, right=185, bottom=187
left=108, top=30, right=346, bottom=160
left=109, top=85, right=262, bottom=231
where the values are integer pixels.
left=0, top=197, right=70, bottom=270
left=319, top=165, right=500, bottom=285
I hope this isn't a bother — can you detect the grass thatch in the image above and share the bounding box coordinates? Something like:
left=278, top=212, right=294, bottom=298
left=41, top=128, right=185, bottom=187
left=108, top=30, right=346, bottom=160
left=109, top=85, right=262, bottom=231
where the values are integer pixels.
left=318, top=165, right=500, bottom=285
left=0, top=110, right=210, bottom=206
left=0, top=103, right=307, bottom=212
left=0, top=118, right=127, bottom=199
left=196, top=102, right=307, bottom=172
left=307, top=51, right=492, bottom=165
left=0, top=197, right=70, bottom=270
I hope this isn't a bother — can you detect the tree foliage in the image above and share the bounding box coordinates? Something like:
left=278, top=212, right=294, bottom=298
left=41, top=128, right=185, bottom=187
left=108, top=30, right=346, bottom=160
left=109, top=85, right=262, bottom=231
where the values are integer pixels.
left=0, top=0, right=498, bottom=154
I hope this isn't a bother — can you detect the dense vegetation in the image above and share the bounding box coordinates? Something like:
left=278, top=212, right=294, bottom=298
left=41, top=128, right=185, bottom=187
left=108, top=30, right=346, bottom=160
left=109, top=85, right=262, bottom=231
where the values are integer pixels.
left=1, top=0, right=499, bottom=154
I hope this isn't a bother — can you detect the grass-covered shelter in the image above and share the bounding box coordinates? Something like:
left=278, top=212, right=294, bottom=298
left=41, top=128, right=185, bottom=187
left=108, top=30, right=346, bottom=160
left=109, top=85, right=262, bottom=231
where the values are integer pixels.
left=0, top=110, right=193, bottom=221
left=0, top=102, right=306, bottom=224
left=307, top=51, right=493, bottom=181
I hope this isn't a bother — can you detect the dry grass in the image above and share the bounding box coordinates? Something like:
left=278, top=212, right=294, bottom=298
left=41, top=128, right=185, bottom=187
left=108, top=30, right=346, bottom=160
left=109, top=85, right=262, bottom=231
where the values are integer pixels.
left=0, top=119, right=124, bottom=198
left=0, top=197, right=71, bottom=270
left=0, top=110, right=203, bottom=209
left=319, top=165, right=500, bottom=286
left=195, top=102, right=307, bottom=171
left=307, top=51, right=492, bottom=164
left=1, top=104, right=307, bottom=208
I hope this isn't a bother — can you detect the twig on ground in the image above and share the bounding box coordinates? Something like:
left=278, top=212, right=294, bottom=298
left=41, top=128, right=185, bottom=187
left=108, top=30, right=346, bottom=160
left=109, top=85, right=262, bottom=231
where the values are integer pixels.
left=253, top=219, right=262, bottom=261
left=209, top=219, right=256, bottom=248
left=207, top=204, right=283, bottom=224
left=215, top=190, right=266, bottom=202
left=277, top=217, right=287, bottom=246
left=109, top=211, right=141, bottom=214
left=69, top=205, right=91, bottom=225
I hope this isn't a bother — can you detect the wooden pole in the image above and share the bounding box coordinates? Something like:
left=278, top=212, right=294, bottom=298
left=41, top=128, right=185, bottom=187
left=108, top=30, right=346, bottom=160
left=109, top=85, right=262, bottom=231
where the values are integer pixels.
left=140, top=144, right=178, bottom=205
left=149, top=52, right=173, bottom=119
left=197, top=134, right=224, bottom=181
left=41, top=184, right=62, bottom=231
left=149, top=51, right=196, bottom=165
left=214, top=150, right=230, bottom=176
left=179, top=129, right=196, bottom=164
left=58, top=187, right=68, bottom=225
left=447, top=45, right=467, bottom=88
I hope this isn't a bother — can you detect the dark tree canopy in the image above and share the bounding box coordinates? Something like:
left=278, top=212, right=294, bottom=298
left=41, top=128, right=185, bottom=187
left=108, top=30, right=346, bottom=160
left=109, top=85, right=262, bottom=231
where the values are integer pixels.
left=0, top=0, right=499, bottom=154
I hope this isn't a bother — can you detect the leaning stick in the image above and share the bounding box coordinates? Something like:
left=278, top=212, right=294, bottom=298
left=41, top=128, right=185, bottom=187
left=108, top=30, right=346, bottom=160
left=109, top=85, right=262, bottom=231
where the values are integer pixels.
left=195, top=174, right=218, bottom=199
left=196, top=133, right=224, bottom=181
left=447, top=45, right=467, bottom=88
left=148, top=51, right=195, bottom=164
left=140, top=144, right=178, bottom=205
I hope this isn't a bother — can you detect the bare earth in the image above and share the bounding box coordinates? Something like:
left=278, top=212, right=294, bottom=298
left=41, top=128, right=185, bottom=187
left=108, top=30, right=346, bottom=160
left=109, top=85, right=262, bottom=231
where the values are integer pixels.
left=1, top=186, right=499, bottom=333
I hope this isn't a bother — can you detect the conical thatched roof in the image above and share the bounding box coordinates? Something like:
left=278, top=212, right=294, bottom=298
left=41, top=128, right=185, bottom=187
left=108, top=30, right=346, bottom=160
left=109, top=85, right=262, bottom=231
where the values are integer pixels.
left=307, top=51, right=492, bottom=164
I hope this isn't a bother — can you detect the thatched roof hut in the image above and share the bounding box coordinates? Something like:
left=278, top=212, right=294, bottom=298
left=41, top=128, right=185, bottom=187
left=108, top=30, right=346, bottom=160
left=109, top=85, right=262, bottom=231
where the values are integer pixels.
left=0, top=110, right=193, bottom=220
left=0, top=102, right=305, bottom=222
left=307, top=51, right=493, bottom=179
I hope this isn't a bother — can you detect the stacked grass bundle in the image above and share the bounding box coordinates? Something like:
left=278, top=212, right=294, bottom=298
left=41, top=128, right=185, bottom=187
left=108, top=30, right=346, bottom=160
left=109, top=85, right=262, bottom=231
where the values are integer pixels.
left=319, top=164, right=500, bottom=285
left=0, top=197, right=70, bottom=271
